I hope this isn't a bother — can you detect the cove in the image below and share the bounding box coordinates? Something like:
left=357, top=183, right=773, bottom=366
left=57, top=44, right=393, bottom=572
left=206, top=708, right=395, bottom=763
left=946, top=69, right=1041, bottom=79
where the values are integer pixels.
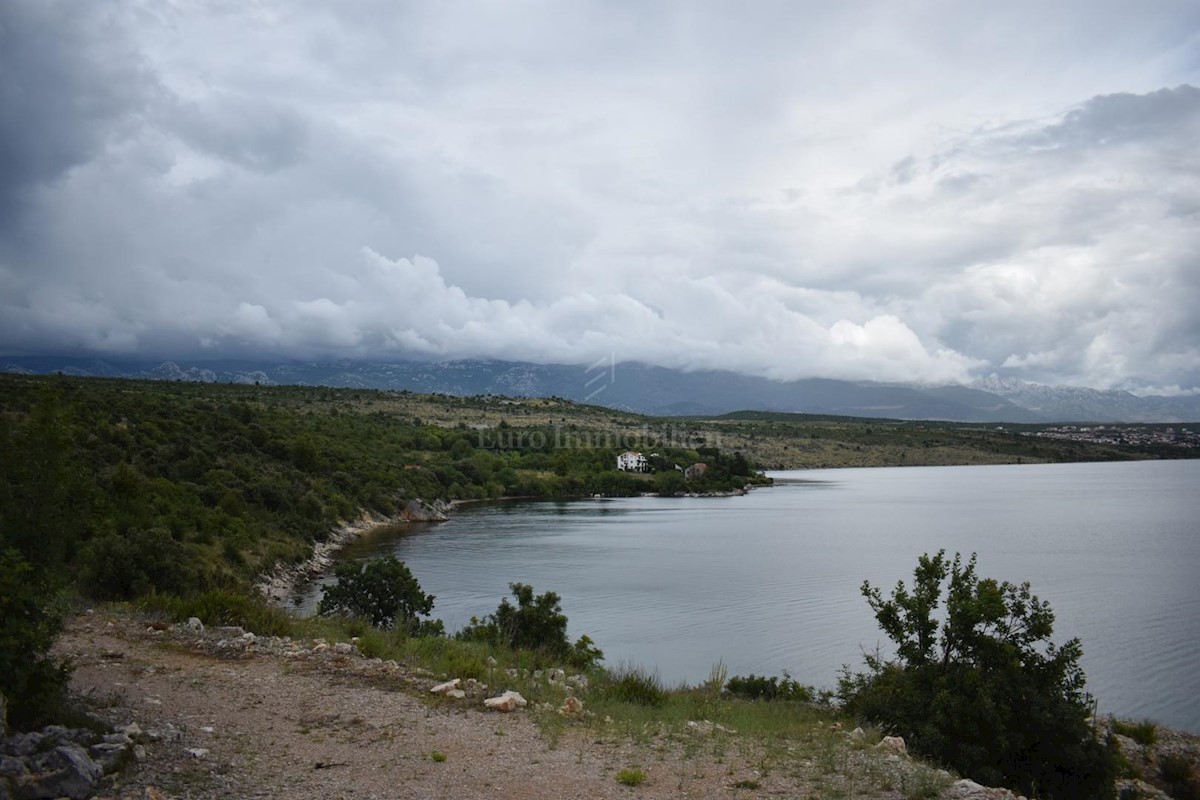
left=293, top=459, right=1200, bottom=733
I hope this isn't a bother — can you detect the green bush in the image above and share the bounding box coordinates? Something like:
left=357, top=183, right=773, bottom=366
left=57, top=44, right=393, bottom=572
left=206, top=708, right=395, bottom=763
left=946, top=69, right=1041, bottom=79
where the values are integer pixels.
left=140, top=588, right=295, bottom=637
left=602, top=666, right=667, bottom=707
left=1161, top=753, right=1200, bottom=800
left=79, top=528, right=194, bottom=599
left=0, top=549, right=71, bottom=730
left=616, top=767, right=646, bottom=787
left=457, top=582, right=603, bottom=669
left=726, top=673, right=814, bottom=702
left=318, top=556, right=443, bottom=635
left=838, top=551, right=1116, bottom=800
left=1111, top=718, right=1157, bottom=747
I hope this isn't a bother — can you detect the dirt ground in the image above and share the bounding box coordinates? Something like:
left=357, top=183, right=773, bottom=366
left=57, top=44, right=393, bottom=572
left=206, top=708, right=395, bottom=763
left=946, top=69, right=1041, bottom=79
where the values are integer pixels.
left=56, top=611, right=834, bottom=800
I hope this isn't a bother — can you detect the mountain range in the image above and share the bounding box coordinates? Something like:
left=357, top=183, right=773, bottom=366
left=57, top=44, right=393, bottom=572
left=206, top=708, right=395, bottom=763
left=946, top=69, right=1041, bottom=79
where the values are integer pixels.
left=4, top=356, right=1198, bottom=423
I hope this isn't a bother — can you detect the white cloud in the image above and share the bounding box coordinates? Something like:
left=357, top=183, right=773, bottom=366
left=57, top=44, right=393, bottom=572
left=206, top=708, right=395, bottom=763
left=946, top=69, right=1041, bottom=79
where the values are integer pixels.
left=0, top=1, right=1197, bottom=392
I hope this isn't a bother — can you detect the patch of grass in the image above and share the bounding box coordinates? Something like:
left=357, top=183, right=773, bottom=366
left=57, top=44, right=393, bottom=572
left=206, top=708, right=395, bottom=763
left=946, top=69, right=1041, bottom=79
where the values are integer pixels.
left=730, top=778, right=760, bottom=789
left=138, top=589, right=295, bottom=637
left=430, top=751, right=447, bottom=763
left=617, top=767, right=646, bottom=787
left=1112, top=718, right=1158, bottom=747
left=602, top=666, right=668, bottom=707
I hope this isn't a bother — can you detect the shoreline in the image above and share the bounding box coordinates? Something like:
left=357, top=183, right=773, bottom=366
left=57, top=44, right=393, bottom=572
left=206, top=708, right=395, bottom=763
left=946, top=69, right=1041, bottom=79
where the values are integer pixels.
left=255, top=498, right=455, bottom=604
left=256, top=484, right=763, bottom=605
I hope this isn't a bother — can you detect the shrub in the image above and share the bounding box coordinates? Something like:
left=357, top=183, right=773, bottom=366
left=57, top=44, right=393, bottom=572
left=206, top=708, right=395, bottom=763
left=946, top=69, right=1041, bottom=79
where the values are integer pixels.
left=0, top=549, right=71, bottom=730
left=318, top=556, right=442, bottom=634
left=1111, top=718, right=1157, bottom=747
left=140, top=589, right=296, bottom=637
left=1161, top=753, right=1200, bottom=800
left=838, top=551, right=1116, bottom=800
left=602, top=666, right=667, bottom=707
left=457, top=582, right=603, bottom=669
left=726, top=673, right=814, bottom=702
left=79, top=528, right=193, bottom=599
left=616, top=767, right=646, bottom=787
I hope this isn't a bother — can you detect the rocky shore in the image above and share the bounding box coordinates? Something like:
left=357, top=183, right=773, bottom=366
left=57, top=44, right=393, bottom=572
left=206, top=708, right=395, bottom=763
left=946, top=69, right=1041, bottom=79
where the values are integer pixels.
left=255, top=498, right=452, bottom=603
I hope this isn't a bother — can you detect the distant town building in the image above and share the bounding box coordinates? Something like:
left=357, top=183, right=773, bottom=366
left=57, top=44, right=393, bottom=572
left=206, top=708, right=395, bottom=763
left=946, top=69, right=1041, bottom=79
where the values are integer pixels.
left=617, top=451, right=648, bottom=472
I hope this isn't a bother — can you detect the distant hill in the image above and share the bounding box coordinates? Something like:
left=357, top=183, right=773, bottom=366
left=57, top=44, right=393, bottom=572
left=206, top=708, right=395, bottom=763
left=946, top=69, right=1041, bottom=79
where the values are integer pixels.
left=4, top=356, right=1199, bottom=423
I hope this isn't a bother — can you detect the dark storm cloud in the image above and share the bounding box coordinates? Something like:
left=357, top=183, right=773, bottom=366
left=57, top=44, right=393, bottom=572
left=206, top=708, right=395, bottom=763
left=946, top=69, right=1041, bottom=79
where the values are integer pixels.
left=0, top=2, right=153, bottom=226
left=0, top=1, right=1197, bottom=393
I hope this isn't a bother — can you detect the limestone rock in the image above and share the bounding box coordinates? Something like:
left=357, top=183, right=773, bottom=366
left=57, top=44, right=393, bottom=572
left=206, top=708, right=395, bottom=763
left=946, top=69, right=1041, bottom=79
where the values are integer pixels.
left=876, top=735, right=907, bottom=756
left=484, top=691, right=528, bottom=712
left=21, top=744, right=103, bottom=800
left=186, top=617, right=204, bottom=633
left=559, top=697, right=584, bottom=715
left=939, top=778, right=1020, bottom=799
left=401, top=499, right=450, bottom=522
left=430, top=679, right=462, bottom=695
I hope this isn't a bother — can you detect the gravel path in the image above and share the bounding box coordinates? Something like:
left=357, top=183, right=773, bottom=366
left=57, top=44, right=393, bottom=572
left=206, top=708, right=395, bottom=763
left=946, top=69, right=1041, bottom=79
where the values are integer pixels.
left=57, top=612, right=795, bottom=799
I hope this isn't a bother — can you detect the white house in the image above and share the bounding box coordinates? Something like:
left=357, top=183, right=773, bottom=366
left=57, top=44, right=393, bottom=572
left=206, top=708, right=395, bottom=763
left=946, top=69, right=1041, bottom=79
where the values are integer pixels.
left=616, top=451, right=648, bottom=472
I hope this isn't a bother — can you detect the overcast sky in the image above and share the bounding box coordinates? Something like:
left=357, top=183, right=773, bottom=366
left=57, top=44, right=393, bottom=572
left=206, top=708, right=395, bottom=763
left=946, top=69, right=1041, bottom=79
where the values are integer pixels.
left=2, top=1, right=1198, bottom=393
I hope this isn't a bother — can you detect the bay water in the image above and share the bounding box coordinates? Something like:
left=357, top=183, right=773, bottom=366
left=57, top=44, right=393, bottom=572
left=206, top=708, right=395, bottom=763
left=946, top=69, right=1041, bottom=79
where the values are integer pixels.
left=294, top=460, right=1200, bottom=733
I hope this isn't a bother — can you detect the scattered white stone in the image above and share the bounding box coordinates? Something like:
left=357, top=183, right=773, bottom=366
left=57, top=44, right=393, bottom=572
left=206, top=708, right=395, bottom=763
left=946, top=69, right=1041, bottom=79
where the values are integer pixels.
left=200, top=726, right=214, bottom=734
left=876, top=735, right=907, bottom=756
left=446, top=690, right=467, bottom=700
left=334, top=642, right=354, bottom=655
left=484, top=691, right=528, bottom=712
left=186, top=617, right=204, bottom=633
left=559, top=696, right=584, bottom=715
left=184, top=748, right=209, bottom=759
left=849, top=727, right=865, bottom=742
left=430, top=679, right=462, bottom=695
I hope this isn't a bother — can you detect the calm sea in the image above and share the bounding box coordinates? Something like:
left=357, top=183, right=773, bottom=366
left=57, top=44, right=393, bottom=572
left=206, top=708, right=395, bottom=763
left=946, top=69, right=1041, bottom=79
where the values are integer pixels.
left=294, top=460, right=1200, bottom=733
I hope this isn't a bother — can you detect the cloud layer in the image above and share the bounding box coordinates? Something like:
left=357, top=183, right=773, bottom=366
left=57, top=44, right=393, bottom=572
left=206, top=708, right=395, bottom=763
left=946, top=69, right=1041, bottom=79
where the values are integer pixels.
left=1, top=1, right=1198, bottom=392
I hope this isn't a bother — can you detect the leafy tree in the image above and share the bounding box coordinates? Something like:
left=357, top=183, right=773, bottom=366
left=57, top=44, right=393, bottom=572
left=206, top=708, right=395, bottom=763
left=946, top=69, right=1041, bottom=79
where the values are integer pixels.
left=318, top=556, right=443, bottom=635
left=458, top=582, right=603, bottom=669
left=839, top=551, right=1115, bottom=800
left=0, top=549, right=70, bottom=730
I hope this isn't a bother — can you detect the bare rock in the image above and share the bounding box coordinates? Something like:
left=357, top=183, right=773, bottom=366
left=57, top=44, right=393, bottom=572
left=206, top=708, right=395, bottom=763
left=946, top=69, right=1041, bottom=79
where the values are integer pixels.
left=559, top=697, right=584, bottom=715
left=185, top=617, right=204, bottom=633
left=20, top=744, right=103, bottom=800
left=939, top=778, right=1020, bottom=799
left=876, top=735, right=907, bottom=756
left=430, top=679, right=462, bottom=695
left=484, top=691, right=528, bottom=712
left=401, top=499, right=450, bottom=522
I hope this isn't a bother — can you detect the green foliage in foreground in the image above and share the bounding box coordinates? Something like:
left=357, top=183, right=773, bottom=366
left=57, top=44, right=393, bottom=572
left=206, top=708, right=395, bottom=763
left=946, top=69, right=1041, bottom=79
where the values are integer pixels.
left=0, top=549, right=71, bottom=730
left=839, top=551, right=1116, bottom=800
left=317, top=556, right=444, bottom=636
left=458, top=582, right=604, bottom=669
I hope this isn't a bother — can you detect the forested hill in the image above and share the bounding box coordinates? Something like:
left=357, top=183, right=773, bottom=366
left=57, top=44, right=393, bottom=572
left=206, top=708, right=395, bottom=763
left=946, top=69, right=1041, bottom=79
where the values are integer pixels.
left=3, top=374, right=1192, bottom=604
left=0, top=375, right=763, bottom=600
